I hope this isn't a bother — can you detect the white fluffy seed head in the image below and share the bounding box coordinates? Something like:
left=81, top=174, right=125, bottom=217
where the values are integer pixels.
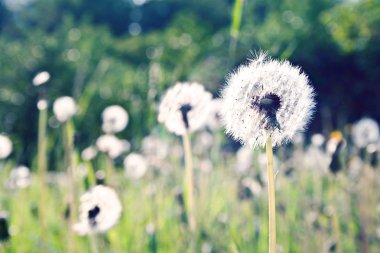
left=32, top=71, right=50, bottom=86
left=123, top=153, right=148, bottom=180
left=220, top=53, right=316, bottom=148
left=102, top=105, right=129, bottom=134
left=158, top=82, right=213, bottom=136
left=7, top=165, right=31, bottom=190
left=96, top=135, right=130, bottom=159
left=352, top=117, right=379, bottom=148
left=0, top=134, right=12, bottom=159
left=53, top=96, right=77, bottom=123
left=73, top=185, right=122, bottom=236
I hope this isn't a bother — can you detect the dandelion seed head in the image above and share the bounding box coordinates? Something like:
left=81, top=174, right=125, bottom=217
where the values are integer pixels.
left=96, top=135, right=130, bottom=159
left=142, top=135, right=169, bottom=160
left=73, top=185, right=122, bottom=235
left=37, top=99, right=48, bottom=111
left=352, top=117, right=379, bottom=148
left=32, top=71, right=50, bottom=86
left=220, top=53, right=315, bottom=147
left=102, top=105, right=129, bottom=134
left=81, top=146, right=98, bottom=161
left=0, top=134, right=13, bottom=159
left=311, top=133, right=325, bottom=147
left=6, top=165, right=31, bottom=190
left=0, top=134, right=12, bottom=159
left=158, top=82, right=213, bottom=136
left=124, top=153, right=148, bottom=180
left=53, top=96, right=77, bottom=123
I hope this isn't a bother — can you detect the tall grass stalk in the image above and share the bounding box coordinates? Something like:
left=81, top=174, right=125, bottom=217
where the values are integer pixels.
left=229, top=0, right=244, bottom=60
left=63, top=121, right=76, bottom=253
left=37, top=100, right=48, bottom=250
left=182, top=131, right=196, bottom=249
left=266, top=137, right=276, bottom=253
left=105, top=155, right=115, bottom=187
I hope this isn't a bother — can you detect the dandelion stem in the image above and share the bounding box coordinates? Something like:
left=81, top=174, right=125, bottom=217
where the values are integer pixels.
left=37, top=100, right=48, bottom=250
left=89, top=234, right=100, bottom=253
left=266, top=137, right=276, bottom=253
left=182, top=131, right=196, bottom=246
left=105, top=155, right=115, bottom=186
left=63, top=121, right=76, bottom=253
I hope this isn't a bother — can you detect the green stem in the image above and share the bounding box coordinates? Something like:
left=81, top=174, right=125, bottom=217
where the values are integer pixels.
left=182, top=131, right=196, bottom=249
left=37, top=99, right=48, bottom=250
left=266, top=137, right=276, bottom=253
left=63, top=121, right=76, bottom=253
left=90, top=233, right=100, bottom=253
left=105, top=155, right=115, bottom=187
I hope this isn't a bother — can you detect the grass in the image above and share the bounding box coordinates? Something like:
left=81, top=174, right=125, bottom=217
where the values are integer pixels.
left=0, top=140, right=379, bottom=252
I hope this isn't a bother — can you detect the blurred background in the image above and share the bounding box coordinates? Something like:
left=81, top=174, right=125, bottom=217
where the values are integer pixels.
left=0, top=0, right=380, bottom=163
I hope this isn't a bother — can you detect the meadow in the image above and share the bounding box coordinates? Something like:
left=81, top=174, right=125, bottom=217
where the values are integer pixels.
left=0, top=103, right=380, bottom=252
left=1, top=0, right=380, bottom=252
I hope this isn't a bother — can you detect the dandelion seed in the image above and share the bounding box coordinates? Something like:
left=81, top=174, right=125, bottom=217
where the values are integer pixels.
left=220, top=53, right=315, bottom=147
left=158, top=82, right=212, bottom=136
left=73, top=185, right=122, bottom=235
left=102, top=105, right=129, bottom=134
left=6, top=165, right=31, bottom=190
left=123, top=153, right=148, bottom=180
left=53, top=96, right=77, bottom=123
left=0, top=134, right=12, bottom=159
left=96, top=135, right=130, bottom=159
left=352, top=117, right=379, bottom=148
left=32, top=71, right=50, bottom=86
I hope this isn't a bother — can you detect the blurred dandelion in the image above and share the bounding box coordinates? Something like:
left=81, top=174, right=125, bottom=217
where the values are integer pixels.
left=81, top=146, right=98, bottom=161
left=0, top=134, right=12, bottom=159
left=123, top=153, right=148, bottom=180
left=53, top=96, right=77, bottom=123
left=101, top=105, right=129, bottom=134
left=96, top=134, right=130, bottom=185
left=54, top=96, right=77, bottom=253
left=73, top=185, right=122, bottom=235
left=96, top=134, right=130, bottom=159
left=158, top=82, right=212, bottom=136
left=352, top=117, right=379, bottom=148
left=32, top=71, right=50, bottom=86
left=158, top=82, right=212, bottom=243
left=6, top=165, right=31, bottom=190
left=220, top=53, right=315, bottom=253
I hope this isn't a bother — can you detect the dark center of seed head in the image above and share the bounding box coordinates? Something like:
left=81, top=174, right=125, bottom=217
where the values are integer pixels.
left=251, top=93, right=282, bottom=130
left=179, top=104, right=193, bottom=129
left=88, top=205, right=100, bottom=226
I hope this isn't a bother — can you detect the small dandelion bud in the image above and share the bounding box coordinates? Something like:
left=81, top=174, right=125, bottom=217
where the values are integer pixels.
left=0, top=134, right=12, bottom=159
left=53, top=96, right=77, bottom=123
left=158, top=82, right=212, bottom=136
left=220, top=53, right=315, bottom=147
